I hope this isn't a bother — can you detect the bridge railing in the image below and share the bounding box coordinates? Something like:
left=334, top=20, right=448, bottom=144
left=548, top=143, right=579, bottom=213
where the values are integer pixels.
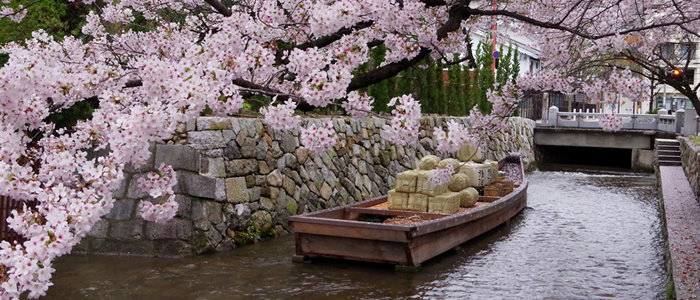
left=540, top=106, right=698, bottom=135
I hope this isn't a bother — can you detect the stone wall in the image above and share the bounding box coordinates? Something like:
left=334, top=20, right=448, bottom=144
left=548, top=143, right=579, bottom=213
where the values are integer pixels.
left=679, top=137, right=700, bottom=202
left=75, top=116, right=535, bottom=257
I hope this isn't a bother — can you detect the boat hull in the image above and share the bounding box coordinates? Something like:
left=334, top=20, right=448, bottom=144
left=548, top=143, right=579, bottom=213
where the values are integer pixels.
left=289, top=159, right=528, bottom=267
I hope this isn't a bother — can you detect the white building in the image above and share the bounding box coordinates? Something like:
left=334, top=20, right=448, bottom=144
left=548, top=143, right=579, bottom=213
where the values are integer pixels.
left=652, top=42, right=699, bottom=113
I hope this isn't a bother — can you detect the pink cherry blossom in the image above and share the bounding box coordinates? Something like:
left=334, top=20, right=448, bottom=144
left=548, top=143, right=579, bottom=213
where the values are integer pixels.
left=600, top=114, right=624, bottom=132
left=301, top=121, right=338, bottom=153
left=428, top=164, right=454, bottom=187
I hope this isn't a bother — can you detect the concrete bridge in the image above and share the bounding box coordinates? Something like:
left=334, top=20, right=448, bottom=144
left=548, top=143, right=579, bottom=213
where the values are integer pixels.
left=534, top=106, right=697, bottom=171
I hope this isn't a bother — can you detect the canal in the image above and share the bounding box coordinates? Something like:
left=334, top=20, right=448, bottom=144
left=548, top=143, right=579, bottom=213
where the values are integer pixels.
left=45, top=168, right=666, bottom=299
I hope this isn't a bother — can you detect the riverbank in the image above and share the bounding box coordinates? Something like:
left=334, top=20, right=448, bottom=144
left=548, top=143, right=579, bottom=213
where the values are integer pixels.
left=657, top=165, right=700, bottom=299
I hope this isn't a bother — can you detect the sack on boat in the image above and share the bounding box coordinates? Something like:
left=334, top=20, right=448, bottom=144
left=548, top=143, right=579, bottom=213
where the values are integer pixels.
left=458, top=161, right=492, bottom=187
left=418, top=155, right=441, bottom=170
left=407, top=193, right=429, bottom=212
left=388, top=189, right=409, bottom=210
left=415, top=170, right=449, bottom=196
left=428, top=192, right=460, bottom=214
left=388, top=189, right=429, bottom=212
left=448, top=173, right=469, bottom=192
left=457, top=143, right=487, bottom=163
left=437, top=158, right=461, bottom=170
left=483, top=159, right=499, bottom=184
left=459, top=187, right=479, bottom=207
left=395, top=170, right=421, bottom=193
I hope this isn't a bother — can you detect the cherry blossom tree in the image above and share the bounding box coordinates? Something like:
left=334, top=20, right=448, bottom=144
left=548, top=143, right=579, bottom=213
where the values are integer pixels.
left=0, top=0, right=699, bottom=298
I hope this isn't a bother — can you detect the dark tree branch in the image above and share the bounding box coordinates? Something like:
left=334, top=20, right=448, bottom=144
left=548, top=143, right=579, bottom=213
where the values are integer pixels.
left=347, top=47, right=432, bottom=91
left=347, top=2, right=471, bottom=91
left=203, top=0, right=232, bottom=17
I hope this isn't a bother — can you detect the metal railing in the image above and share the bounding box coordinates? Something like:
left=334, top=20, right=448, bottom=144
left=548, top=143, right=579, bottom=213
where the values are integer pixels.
left=540, top=106, right=698, bottom=134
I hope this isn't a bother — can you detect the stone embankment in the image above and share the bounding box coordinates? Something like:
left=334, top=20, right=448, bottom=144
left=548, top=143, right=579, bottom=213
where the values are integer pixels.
left=679, top=137, right=700, bottom=202
left=75, top=116, right=535, bottom=257
left=657, top=137, right=700, bottom=299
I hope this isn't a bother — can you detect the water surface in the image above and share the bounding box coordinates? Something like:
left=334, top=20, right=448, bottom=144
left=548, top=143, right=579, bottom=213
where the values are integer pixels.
left=45, top=169, right=666, bottom=299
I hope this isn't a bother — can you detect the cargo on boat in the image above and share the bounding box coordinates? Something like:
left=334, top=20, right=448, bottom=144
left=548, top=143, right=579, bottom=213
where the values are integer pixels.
left=289, top=154, right=528, bottom=269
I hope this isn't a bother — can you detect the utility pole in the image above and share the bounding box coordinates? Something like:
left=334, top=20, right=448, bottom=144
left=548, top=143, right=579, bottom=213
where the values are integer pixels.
left=491, top=0, right=497, bottom=74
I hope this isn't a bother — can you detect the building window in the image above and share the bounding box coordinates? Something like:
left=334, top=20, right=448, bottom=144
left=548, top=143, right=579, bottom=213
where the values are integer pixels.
left=684, top=99, right=694, bottom=110
left=685, top=69, right=695, bottom=84
left=680, top=44, right=696, bottom=60
left=659, top=43, right=674, bottom=60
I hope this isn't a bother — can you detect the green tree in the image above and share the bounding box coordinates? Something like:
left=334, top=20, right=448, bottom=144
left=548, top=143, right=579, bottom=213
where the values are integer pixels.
left=0, top=0, right=89, bottom=65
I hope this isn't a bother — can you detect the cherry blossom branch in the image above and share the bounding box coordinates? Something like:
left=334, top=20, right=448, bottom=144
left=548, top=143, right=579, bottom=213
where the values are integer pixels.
left=203, top=0, right=232, bottom=17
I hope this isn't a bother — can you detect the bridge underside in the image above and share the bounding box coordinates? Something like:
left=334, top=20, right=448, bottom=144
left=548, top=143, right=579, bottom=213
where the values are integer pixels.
left=533, top=128, right=669, bottom=172
left=534, top=129, right=655, bottom=149
left=536, top=146, right=634, bottom=169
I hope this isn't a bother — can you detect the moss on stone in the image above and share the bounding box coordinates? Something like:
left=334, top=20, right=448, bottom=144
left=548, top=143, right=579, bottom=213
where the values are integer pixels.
left=191, top=234, right=210, bottom=254
left=233, top=231, right=255, bottom=246
left=689, top=135, right=700, bottom=146
left=286, top=199, right=298, bottom=215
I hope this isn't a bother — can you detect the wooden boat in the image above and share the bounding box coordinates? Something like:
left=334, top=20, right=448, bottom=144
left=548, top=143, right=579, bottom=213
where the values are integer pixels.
left=289, top=155, right=527, bottom=270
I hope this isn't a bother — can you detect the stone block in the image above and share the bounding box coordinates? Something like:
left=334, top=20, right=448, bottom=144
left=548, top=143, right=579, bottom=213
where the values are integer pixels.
left=251, top=210, right=272, bottom=234
left=224, top=140, right=242, bottom=159
left=238, top=134, right=257, bottom=158
left=200, top=157, right=226, bottom=178
left=188, top=131, right=226, bottom=148
left=320, top=182, right=333, bottom=200
left=206, top=228, right=223, bottom=247
left=226, top=177, right=249, bottom=203
left=222, top=130, right=235, bottom=144
left=256, top=137, right=269, bottom=160
left=197, top=117, right=232, bottom=130
left=186, top=119, right=196, bottom=131
left=174, top=195, right=192, bottom=217
left=283, top=176, right=296, bottom=195
left=295, top=147, right=309, bottom=164
left=146, top=218, right=194, bottom=240
left=178, top=172, right=226, bottom=201
left=230, top=119, right=241, bottom=134
left=225, top=159, right=259, bottom=176
left=260, top=197, right=274, bottom=210
left=191, top=200, right=223, bottom=224
left=124, top=143, right=156, bottom=173
left=155, top=145, right=200, bottom=172
left=105, top=199, right=136, bottom=220
left=126, top=174, right=149, bottom=199
left=279, top=133, right=298, bottom=153
left=267, top=170, right=283, bottom=187
left=87, top=219, right=109, bottom=239
left=155, top=240, right=194, bottom=257
left=113, top=175, right=129, bottom=198
left=248, top=187, right=261, bottom=202
left=429, top=192, right=460, bottom=214
left=109, top=219, right=144, bottom=241
left=286, top=198, right=298, bottom=215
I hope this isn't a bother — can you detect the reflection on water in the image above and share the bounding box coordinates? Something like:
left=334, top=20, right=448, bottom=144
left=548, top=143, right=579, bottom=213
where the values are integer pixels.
left=45, top=168, right=666, bottom=299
